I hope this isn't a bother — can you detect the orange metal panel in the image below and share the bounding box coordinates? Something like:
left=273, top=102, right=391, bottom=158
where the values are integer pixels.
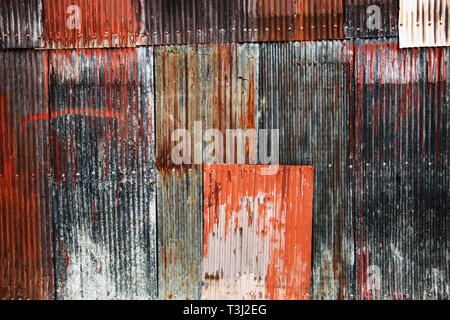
left=202, top=164, right=314, bottom=300
left=42, top=0, right=145, bottom=48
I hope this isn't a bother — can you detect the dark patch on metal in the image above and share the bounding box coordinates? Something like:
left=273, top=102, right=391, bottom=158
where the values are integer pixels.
left=145, top=0, right=344, bottom=45
left=345, top=0, right=399, bottom=39
left=0, top=0, right=43, bottom=49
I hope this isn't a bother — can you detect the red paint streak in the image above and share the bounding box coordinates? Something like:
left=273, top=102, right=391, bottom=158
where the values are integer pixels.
left=203, top=164, right=314, bottom=300
left=20, top=108, right=124, bottom=131
left=90, top=202, right=96, bottom=226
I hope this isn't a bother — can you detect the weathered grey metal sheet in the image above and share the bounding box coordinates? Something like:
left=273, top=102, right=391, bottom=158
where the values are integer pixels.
left=399, top=0, right=450, bottom=48
left=345, top=0, right=399, bottom=38
left=145, top=0, right=344, bottom=45
left=0, top=50, right=54, bottom=299
left=157, top=166, right=203, bottom=300
left=347, top=38, right=449, bottom=299
left=49, top=48, right=157, bottom=299
left=154, top=43, right=258, bottom=299
left=257, top=41, right=350, bottom=299
left=0, top=0, right=43, bottom=49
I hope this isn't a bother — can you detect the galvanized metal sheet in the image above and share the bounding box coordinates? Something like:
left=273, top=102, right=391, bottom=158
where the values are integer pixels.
left=0, top=50, right=54, bottom=299
left=49, top=48, right=157, bottom=299
left=345, top=0, right=399, bottom=38
left=399, top=0, right=450, bottom=48
left=154, top=43, right=258, bottom=299
left=347, top=38, right=449, bottom=299
left=42, top=0, right=146, bottom=49
left=202, top=164, right=315, bottom=300
left=145, top=0, right=344, bottom=45
left=0, top=0, right=43, bottom=49
left=257, top=41, right=350, bottom=299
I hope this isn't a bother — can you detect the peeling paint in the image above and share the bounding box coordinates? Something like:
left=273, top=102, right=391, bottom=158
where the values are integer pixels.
left=202, top=164, right=314, bottom=300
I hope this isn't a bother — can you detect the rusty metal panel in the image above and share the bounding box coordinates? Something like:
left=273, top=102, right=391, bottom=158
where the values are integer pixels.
left=157, top=166, right=203, bottom=300
left=145, top=0, right=344, bottom=45
left=399, top=0, right=450, bottom=48
left=0, top=0, right=43, bottom=49
left=49, top=48, right=157, bottom=299
left=347, top=38, right=449, bottom=299
left=42, top=0, right=146, bottom=49
left=202, top=164, right=315, bottom=300
left=257, top=41, right=350, bottom=299
left=345, top=0, right=399, bottom=38
left=154, top=43, right=258, bottom=299
left=0, top=50, right=54, bottom=299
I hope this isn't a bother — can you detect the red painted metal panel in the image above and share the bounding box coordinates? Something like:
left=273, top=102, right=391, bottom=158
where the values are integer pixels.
left=0, top=50, right=54, bottom=300
left=203, top=164, right=314, bottom=300
left=42, top=0, right=145, bottom=48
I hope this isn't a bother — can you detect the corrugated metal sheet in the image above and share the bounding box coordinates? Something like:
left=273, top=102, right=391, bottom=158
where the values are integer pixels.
left=0, top=0, right=43, bottom=49
left=0, top=50, right=54, bottom=299
left=154, top=43, right=258, bottom=299
left=42, top=0, right=145, bottom=49
left=257, top=41, right=350, bottom=299
left=49, top=48, right=157, bottom=299
left=399, top=0, right=450, bottom=48
left=145, top=0, right=344, bottom=45
left=347, top=38, right=449, bottom=299
left=202, top=164, right=314, bottom=300
left=157, top=166, right=203, bottom=300
left=345, top=0, right=399, bottom=38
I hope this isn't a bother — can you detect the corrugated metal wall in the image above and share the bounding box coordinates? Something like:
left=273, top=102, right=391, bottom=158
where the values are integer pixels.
left=49, top=48, right=157, bottom=299
left=399, top=0, right=450, bottom=48
left=347, top=39, right=449, bottom=299
left=0, top=50, right=54, bottom=299
left=202, top=164, right=314, bottom=300
left=0, top=2, right=449, bottom=301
